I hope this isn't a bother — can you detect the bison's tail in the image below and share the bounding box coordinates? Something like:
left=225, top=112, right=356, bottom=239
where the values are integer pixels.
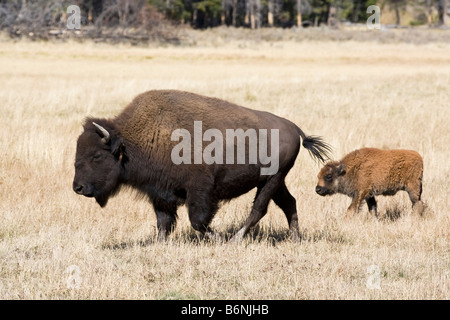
left=296, top=126, right=332, bottom=164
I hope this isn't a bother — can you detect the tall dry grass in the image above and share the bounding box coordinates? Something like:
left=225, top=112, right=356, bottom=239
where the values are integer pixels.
left=0, top=33, right=449, bottom=299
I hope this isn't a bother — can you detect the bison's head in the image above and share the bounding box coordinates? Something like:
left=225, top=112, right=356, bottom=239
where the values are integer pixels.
left=73, top=119, right=125, bottom=207
left=315, top=161, right=345, bottom=196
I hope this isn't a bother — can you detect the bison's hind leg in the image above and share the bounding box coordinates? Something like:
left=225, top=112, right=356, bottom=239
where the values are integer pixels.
left=272, top=182, right=300, bottom=242
left=412, top=201, right=425, bottom=216
left=229, top=174, right=285, bottom=243
left=406, top=181, right=424, bottom=216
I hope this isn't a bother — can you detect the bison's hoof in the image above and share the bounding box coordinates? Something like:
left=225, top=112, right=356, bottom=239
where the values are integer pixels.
left=289, top=231, right=301, bottom=243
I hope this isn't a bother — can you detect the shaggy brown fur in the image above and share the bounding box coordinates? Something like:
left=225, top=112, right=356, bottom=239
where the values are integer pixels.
left=73, top=90, right=332, bottom=242
left=315, top=148, right=424, bottom=218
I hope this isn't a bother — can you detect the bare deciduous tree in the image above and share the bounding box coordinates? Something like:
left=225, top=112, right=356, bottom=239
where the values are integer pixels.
left=297, top=0, right=302, bottom=26
left=438, top=0, right=448, bottom=25
left=267, top=0, right=273, bottom=27
left=0, top=0, right=175, bottom=43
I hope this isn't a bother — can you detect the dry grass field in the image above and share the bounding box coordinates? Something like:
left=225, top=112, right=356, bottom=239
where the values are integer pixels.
left=0, top=30, right=449, bottom=300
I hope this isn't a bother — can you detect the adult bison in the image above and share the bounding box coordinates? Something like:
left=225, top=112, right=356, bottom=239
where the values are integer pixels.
left=73, top=90, right=331, bottom=242
left=315, top=148, right=424, bottom=218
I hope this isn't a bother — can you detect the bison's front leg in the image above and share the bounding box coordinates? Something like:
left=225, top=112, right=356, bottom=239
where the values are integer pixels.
left=366, top=196, right=378, bottom=219
left=346, top=199, right=358, bottom=219
left=153, top=199, right=178, bottom=242
left=186, top=189, right=221, bottom=241
left=346, top=192, right=367, bottom=219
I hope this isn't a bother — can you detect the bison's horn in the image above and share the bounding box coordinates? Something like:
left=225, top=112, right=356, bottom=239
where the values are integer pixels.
left=93, top=122, right=110, bottom=144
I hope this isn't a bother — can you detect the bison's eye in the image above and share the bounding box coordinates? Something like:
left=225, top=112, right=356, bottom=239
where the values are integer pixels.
left=93, top=152, right=103, bottom=162
left=324, top=174, right=333, bottom=182
left=75, top=161, right=83, bottom=169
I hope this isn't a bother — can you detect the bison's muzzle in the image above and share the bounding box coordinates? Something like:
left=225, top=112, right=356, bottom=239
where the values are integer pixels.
left=315, top=185, right=332, bottom=196
left=73, top=181, right=94, bottom=197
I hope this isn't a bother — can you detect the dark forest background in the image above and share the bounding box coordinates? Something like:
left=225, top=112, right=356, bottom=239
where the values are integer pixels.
left=0, top=0, right=448, bottom=42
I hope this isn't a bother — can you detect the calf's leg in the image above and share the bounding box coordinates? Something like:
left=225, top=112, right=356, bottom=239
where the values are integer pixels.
left=346, top=191, right=368, bottom=218
left=406, top=181, right=424, bottom=216
left=366, top=196, right=378, bottom=219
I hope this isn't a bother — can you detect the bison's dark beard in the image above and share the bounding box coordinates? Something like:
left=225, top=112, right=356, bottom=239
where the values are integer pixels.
left=94, top=183, right=122, bottom=208
left=95, top=193, right=109, bottom=208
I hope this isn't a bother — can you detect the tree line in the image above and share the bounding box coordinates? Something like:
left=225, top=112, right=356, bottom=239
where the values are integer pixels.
left=0, top=0, right=448, bottom=32
left=87, top=0, right=447, bottom=28
left=151, top=0, right=378, bottom=28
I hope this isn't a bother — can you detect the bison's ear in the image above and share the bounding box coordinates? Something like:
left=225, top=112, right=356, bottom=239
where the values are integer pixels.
left=92, top=122, right=124, bottom=159
left=337, top=163, right=346, bottom=176
left=110, top=136, right=125, bottom=159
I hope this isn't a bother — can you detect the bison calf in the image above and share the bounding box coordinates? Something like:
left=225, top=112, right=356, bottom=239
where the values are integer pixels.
left=315, top=148, right=424, bottom=218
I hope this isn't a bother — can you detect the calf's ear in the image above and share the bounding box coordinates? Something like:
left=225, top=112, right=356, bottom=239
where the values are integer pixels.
left=337, top=163, right=346, bottom=176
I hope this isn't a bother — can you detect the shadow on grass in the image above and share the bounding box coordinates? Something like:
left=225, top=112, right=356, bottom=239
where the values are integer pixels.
left=382, top=205, right=403, bottom=222
left=101, top=223, right=350, bottom=250
left=298, top=228, right=350, bottom=245
left=381, top=201, right=432, bottom=222
left=101, top=237, right=157, bottom=250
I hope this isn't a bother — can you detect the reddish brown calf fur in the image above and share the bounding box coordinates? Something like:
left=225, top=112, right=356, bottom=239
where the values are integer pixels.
left=316, top=148, right=424, bottom=218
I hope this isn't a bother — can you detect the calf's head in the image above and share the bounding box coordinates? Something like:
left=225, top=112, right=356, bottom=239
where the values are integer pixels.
left=73, top=120, right=125, bottom=207
left=315, top=161, right=346, bottom=196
